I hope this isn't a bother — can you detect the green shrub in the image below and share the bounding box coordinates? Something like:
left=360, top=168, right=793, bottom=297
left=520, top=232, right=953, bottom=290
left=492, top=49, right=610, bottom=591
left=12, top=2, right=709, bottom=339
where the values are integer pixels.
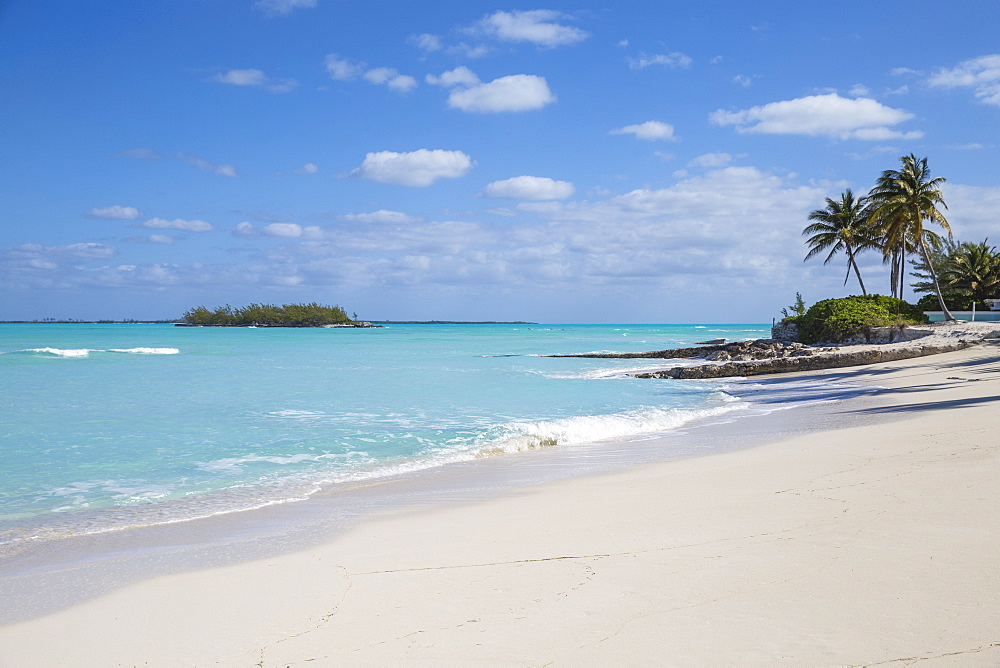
left=915, top=293, right=991, bottom=311
left=795, top=295, right=927, bottom=344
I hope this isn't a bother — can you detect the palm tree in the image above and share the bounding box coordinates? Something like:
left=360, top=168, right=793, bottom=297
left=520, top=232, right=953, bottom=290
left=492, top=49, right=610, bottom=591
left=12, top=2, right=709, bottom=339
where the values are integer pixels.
left=803, top=189, right=876, bottom=295
left=867, top=154, right=955, bottom=321
left=941, top=240, right=1000, bottom=303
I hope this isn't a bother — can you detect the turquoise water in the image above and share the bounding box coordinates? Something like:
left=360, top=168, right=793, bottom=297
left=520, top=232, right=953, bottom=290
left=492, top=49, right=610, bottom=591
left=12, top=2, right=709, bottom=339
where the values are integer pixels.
left=1, top=323, right=777, bottom=545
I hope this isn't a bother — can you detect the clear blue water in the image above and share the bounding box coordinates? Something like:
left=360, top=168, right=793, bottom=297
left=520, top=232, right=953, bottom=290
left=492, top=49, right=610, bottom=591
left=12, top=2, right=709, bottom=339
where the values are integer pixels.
left=1, top=323, right=776, bottom=546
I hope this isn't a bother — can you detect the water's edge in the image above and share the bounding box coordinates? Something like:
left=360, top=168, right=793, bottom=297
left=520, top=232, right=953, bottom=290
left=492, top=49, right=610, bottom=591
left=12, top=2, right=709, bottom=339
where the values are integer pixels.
left=0, top=372, right=894, bottom=626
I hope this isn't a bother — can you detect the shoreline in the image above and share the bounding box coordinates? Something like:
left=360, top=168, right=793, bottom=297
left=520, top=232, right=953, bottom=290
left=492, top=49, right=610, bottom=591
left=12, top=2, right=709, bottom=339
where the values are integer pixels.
left=2, top=343, right=999, bottom=664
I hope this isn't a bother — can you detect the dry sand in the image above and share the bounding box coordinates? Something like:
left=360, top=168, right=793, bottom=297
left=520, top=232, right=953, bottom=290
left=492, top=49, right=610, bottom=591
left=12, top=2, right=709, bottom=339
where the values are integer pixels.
left=1, top=341, right=999, bottom=666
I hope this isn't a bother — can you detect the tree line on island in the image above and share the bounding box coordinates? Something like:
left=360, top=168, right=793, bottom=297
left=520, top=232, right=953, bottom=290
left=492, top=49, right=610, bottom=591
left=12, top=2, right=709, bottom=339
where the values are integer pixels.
left=801, top=154, right=999, bottom=319
left=181, top=302, right=365, bottom=327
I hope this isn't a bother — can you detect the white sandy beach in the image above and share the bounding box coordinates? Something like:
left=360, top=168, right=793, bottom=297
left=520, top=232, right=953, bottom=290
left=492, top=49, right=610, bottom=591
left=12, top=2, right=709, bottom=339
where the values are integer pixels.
left=2, top=341, right=999, bottom=666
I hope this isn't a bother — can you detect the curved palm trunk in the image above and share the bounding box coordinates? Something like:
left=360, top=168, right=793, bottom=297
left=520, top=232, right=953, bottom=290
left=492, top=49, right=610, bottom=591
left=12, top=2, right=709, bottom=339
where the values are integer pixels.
left=844, top=246, right=867, bottom=295
left=920, top=237, right=955, bottom=321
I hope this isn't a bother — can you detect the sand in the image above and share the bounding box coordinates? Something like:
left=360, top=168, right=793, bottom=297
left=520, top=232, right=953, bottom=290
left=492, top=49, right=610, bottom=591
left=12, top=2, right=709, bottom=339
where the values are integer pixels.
left=1, top=342, right=999, bottom=666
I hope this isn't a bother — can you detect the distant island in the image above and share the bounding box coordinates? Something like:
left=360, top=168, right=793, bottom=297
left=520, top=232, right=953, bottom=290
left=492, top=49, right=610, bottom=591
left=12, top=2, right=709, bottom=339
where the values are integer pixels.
left=177, top=302, right=377, bottom=328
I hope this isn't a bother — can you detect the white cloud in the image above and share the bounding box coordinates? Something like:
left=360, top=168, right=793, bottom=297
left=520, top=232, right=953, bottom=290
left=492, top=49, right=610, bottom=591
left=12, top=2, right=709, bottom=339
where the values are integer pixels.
left=215, top=69, right=267, bottom=86
left=710, top=93, right=923, bottom=140
left=351, top=149, right=474, bottom=187
left=293, top=163, right=319, bottom=175
left=212, top=68, right=297, bottom=93
left=140, top=218, right=214, bottom=232
left=472, top=10, right=589, bottom=48
left=254, top=0, right=316, bottom=16
left=325, top=54, right=416, bottom=94
left=628, top=52, right=692, bottom=70
left=410, top=33, right=442, bottom=52
left=446, top=74, right=555, bottom=113
left=87, top=205, right=141, bottom=220
left=363, top=67, right=417, bottom=93
left=426, top=66, right=480, bottom=88
left=610, top=120, right=677, bottom=141
left=233, top=222, right=324, bottom=239
left=213, top=164, right=240, bottom=178
left=688, top=153, right=734, bottom=168
left=927, top=54, right=1000, bottom=106
left=125, top=234, right=176, bottom=244
left=325, top=54, right=364, bottom=81
left=848, top=83, right=871, bottom=97
left=339, top=210, right=422, bottom=224
left=732, top=74, right=753, bottom=88
left=484, top=176, right=575, bottom=201
left=8, top=242, right=118, bottom=260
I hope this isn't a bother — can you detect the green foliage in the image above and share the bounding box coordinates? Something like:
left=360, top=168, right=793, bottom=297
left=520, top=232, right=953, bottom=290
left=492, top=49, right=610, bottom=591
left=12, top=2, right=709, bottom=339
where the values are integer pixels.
left=181, top=302, right=353, bottom=326
left=795, top=295, right=927, bottom=344
left=915, top=294, right=992, bottom=312
left=780, top=292, right=806, bottom=319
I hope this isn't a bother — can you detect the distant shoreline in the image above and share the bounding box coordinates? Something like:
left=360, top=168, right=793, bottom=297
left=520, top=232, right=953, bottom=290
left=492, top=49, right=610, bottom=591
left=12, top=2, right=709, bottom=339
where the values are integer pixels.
left=0, top=320, right=537, bottom=326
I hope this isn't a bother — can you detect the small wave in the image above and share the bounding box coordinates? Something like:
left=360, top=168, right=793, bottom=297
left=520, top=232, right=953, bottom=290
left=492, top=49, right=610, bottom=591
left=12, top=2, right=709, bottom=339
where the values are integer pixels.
left=26, top=348, right=92, bottom=358
left=471, top=402, right=746, bottom=456
left=19, top=347, right=179, bottom=358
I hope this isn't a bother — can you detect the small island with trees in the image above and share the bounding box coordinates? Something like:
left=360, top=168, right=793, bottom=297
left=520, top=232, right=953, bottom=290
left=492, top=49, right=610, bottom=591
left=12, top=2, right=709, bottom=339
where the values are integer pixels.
left=178, top=302, right=377, bottom=328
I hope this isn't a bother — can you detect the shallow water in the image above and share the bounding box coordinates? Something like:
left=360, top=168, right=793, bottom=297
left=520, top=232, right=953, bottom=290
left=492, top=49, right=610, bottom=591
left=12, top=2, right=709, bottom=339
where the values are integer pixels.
left=1, top=322, right=869, bottom=549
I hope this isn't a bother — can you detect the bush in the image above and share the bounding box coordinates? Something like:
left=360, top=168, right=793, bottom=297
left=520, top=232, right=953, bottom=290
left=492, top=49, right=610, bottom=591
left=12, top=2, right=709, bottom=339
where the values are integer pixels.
left=795, top=295, right=927, bottom=344
left=915, top=293, right=991, bottom=312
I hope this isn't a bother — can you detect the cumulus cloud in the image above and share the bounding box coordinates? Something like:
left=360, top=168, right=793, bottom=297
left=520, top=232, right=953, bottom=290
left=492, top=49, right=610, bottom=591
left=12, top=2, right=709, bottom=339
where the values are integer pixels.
left=293, top=162, right=319, bottom=175
left=87, top=205, right=141, bottom=220
left=484, top=176, right=575, bottom=201
left=363, top=67, right=418, bottom=93
left=471, top=10, right=589, bottom=47
left=927, top=54, right=1000, bottom=106
left=325, top=54, right=365, bottom=81
left=212, top=68, right=297, bottom=93
left=140, top=218, right=214, bottom=232
left=610, top=120, right=677, bottom=141
left=325, top=54, right=416, bottom=94
left=628, top=52, right=692, bottom=70
left=710, top=93, right=923, bottom=140
left=254, top=0, right=316, bottom=16
left=426, top=66, right=481, bottom=88
left=446, top=74, right=555, bottom=113
left=339, top=210, right=422, bottom=224
left=233, top=222, right=324, bottom=239
left=410, top=33, right=443, bottom=52
left=351, top=149, right=474, bottom=187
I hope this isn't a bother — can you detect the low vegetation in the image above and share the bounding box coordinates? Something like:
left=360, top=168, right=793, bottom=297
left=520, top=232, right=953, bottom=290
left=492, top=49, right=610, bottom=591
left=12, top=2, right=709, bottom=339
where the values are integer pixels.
left=181, top=302, right=355, bottom=327
left=783, top=295, right=927, bottom=344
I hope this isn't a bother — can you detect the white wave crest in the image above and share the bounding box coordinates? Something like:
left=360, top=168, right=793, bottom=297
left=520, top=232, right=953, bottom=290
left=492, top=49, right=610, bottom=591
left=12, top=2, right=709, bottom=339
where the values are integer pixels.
left=27, top=347, right=92, bottom=358
left=107, top=348, right=180, bottom=355
left=473, top=402, right=746, bottom=456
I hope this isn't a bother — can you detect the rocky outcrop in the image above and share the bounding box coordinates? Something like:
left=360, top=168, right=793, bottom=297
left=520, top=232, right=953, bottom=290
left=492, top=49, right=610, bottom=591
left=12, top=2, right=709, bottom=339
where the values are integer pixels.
left=632, top=340, right=974, bottom=379
left=547, top=339, right=823, bottom=361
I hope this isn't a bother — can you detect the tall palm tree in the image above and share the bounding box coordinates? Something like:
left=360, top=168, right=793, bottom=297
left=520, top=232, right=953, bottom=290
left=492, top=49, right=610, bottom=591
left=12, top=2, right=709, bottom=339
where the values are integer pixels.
left=803, top=189, right=875, bottom=295
left=867, top=154, right=955, bottom=321
left=941, top=240, right=1000, bottom=303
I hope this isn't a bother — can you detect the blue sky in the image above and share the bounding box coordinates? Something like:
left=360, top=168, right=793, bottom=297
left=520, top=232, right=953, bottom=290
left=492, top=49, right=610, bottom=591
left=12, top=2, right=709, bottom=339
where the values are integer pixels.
left=2, top=1, right=998, bottom=322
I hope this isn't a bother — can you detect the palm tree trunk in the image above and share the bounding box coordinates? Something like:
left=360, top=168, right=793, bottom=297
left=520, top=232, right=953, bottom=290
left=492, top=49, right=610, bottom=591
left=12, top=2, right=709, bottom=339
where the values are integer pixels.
left=920, top=237, right=955, bottom=321
left=845, top=247, right=867, bottom=295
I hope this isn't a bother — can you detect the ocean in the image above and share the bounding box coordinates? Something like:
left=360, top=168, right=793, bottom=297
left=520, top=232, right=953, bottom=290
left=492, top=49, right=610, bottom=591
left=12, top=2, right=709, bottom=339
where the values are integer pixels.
left=0, top=322, right=869, bottom=554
